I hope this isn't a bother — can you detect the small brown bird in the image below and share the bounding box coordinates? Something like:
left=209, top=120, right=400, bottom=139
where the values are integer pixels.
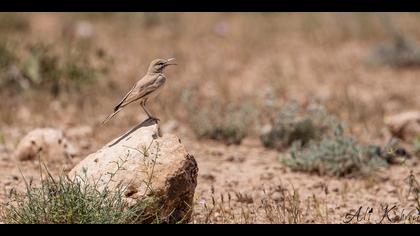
left=102, top=58, right=176, bottom=124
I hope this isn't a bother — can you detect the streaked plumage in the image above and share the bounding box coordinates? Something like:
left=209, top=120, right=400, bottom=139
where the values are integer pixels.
left=102, top=58, right=175, bottom=124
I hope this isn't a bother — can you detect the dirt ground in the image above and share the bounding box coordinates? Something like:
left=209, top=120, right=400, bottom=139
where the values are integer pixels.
left=0, top=13, right=419, bottom=223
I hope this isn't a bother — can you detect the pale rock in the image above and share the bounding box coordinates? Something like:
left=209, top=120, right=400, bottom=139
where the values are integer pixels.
left=69, top=119, right=198, bottom=223
left=14, top=128, right=78, bottom=162
left=384, top=111, right=420, bottom=141
left=66, top=125, right=93, bottom=139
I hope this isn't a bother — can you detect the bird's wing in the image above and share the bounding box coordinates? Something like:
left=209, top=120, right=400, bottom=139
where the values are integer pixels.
left=113, top=74, right=161, bottom=111
left=113, top=83, right=136, bottom=112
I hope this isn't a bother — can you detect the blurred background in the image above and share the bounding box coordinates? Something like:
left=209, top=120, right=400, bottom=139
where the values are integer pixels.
left=2, top=13, right=420, bottom=223
left=0, top=12, right=420, bottom=150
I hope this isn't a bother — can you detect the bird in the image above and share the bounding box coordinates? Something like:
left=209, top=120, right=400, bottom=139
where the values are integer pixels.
left=102, top=58, right=176, bottom=124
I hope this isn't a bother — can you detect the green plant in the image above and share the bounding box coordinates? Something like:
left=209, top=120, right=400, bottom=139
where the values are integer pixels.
left=0, top=131, right=4, bottom=144
left=412, top=137, right=420, bottom=158
left=364, top=14, right=420, bottom=68
left=0, top=39, right=113, bottom=95
left=0, top=169, right=162, bottom=224
left=0, top=41, right=26, bottom=90
left=23, top=43, right=60, bottom=86
left=0, top=42, right=16, bottom=71
left=24, top=42, right=104, bottom=89
left=261, top=103, right=339, bottom=150
left=366, top=34, right=420, bottom=68
left=282, top=125, right=388, bottom=178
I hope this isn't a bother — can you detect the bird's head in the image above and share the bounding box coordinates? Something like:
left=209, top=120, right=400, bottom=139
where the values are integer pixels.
left=148, top=58, right=176, bottom=74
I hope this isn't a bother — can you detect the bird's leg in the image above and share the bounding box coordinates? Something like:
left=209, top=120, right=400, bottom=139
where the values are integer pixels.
left=141, top=102, right=160, bottom=122
left=141, top=102, right=152, bottom=117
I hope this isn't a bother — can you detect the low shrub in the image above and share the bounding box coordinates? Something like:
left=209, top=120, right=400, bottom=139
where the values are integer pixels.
left=261, top=103, right=339, bottom=150
left=282, top=125, right=388, bottom=178
left=0, top=172, right=161, bottom=224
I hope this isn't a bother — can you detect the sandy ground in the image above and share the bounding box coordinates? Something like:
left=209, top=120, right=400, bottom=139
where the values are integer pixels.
left=1, top=125, right=418, bottom=223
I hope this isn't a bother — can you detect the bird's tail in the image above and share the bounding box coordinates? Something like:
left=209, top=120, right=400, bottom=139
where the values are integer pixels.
left=101, top=108, right=122, bottom=125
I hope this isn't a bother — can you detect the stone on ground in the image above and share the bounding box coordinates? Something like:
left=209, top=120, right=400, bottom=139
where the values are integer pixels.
left=14, top=128, right=78, bottom=162
left=68, top=119, right=198, bottom=223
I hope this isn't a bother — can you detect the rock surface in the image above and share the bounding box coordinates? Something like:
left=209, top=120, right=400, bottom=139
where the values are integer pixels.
left=68, top=119, right=198, bottom=223
left=66, top=125, right=93, bottom=139
left=14, top=128, right=78, bottom=161
left=385, top=111, right=420, bottom=141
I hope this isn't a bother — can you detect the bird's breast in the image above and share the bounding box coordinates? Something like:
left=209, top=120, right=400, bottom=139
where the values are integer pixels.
left=149, top=77, right=166, bottom=99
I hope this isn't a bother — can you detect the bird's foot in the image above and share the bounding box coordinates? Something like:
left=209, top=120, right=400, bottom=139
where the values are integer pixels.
left=148, top=116, right=160, bottom=122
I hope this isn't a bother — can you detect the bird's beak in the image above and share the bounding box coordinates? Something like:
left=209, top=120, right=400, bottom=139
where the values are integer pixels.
left=165, top=58, right=177, bottom=66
